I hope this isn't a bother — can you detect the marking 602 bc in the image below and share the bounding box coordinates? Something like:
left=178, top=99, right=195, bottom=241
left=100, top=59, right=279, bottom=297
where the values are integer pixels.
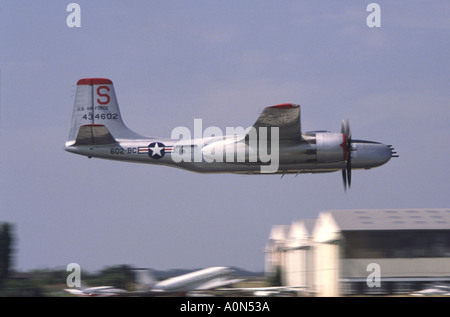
left=110, top=147, right=137, bottom=155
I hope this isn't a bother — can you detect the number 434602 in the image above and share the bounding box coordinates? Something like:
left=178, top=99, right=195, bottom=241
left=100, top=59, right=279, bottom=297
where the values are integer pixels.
left=82, top=113, right=119, bottom=120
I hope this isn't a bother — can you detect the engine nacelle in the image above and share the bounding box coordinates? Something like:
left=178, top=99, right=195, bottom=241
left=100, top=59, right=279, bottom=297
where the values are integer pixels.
left=316, top=132, right=346, bottom=163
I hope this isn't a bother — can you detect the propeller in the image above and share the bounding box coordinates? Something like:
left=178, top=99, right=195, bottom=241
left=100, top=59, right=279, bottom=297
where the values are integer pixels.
left=341, top=118, right=352, bottom=191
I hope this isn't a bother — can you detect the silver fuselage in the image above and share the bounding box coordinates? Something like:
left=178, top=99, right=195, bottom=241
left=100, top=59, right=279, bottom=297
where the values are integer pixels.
left=65, top=132, right=393, bottom=174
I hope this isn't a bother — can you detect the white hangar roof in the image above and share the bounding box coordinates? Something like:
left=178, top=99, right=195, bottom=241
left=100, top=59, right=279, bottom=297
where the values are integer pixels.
left=324, top=208, right=450, bottom=231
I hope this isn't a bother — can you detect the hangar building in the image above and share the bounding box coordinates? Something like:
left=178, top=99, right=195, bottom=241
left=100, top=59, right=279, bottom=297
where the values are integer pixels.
left=264, top=209, right=450, bottom=296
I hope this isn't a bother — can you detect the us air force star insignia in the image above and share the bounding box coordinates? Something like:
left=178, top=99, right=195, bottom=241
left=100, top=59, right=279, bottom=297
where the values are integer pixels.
left=148, top=142, right=165, bottom=159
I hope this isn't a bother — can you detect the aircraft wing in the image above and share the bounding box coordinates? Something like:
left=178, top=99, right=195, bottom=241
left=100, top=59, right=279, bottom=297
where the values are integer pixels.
left=64, top=285, right=127, bottom=296
left=193, top=277, right=245, bottom=291
left=64, top=288, right=86, bottom=296
left=216, top=285, right=307, bottom=296
left=249, top=103, right=301, bottom=143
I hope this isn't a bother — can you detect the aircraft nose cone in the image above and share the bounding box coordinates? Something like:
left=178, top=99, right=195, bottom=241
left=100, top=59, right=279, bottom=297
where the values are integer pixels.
left=377, top=144, right=394, bottom=165
left=351, top=141, right=396, bottom=169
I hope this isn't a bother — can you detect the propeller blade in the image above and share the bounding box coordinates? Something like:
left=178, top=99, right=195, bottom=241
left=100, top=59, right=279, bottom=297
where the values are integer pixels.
left=342, top=169, right=347, bottom=191
left=341, top=118, right=351, bottom=141
left=346, top=118, right=351, bottom=141
left=341, top=120, right=347, bottom=137
left=347, top=160, right=352, bottom=189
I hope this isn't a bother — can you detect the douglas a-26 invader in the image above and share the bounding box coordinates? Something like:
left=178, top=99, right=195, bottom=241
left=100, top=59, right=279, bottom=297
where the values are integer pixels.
left=65, top=78, right=397, bottom=190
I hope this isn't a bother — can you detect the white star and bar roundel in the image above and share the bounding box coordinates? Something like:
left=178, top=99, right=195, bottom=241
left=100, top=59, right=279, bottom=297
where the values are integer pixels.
left=138, top=142, right=173, bottom=159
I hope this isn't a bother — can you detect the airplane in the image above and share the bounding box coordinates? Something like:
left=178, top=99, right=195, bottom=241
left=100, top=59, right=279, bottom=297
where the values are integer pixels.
left=409, top=283, right=450, bottom=296
left=65, top=78, right=398, bottom=189
left=64, top=266, right=243, bottom=296
left=64, top=283, right=127, bottom=297
left=134, top=266, right=244, bottom=295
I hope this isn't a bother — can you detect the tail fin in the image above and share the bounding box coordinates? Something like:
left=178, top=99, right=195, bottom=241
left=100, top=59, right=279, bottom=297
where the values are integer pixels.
left=134, top=269, right=157, bottom=291
left=66, top=78, right=141, bottom=146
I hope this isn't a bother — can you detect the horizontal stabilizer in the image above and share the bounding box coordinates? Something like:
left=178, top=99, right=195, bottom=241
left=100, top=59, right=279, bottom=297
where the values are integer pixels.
left=74, top=124, right=117, bottom=145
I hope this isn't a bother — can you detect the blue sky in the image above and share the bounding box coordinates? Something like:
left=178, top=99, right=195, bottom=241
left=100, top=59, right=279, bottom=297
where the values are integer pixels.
left=1, top=1, right=449, bottom=272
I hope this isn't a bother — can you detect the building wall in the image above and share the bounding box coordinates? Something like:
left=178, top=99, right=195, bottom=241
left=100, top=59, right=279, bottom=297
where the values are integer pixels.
left=264, top=246, right=284, bottom=277
left=284, top=248, right=313, bottom=289
left=264, top=225, right=289, bottom=276
left=311, top=212, right=342, bottom=296
left=314, top=242, right=340, bottom=296
left=342, top=258, right=450, bottom=278
left=283, top=220, right=315, bottom=291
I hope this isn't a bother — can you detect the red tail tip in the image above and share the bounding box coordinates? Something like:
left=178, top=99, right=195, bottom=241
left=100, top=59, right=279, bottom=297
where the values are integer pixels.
left=77, top=78, right=113, bottom=85
left=268, top=103, right=298, bottom=109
